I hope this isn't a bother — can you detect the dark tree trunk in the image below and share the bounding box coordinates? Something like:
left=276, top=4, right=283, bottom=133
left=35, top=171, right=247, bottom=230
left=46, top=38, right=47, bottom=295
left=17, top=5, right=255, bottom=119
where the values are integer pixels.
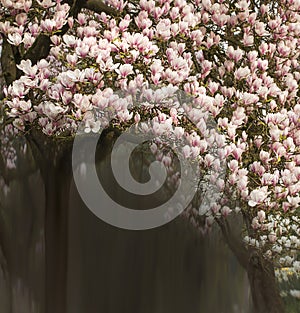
left=216, top=216, right=286, bottom=313
left=247, top=254, right=285, bottom=313
left=43, top=160, right=71, bottom=313
left=26, top=130, right=73, bottom=313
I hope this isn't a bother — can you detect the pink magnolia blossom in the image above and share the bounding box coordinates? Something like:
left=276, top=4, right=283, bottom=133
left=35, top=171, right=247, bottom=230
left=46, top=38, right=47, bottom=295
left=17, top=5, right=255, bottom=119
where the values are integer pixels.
left=234, top=67, right=250, bottom=80
left=7, top=33, right=22, bottom=45
left=248, top=187, right=269, bottom=207
left=115, top=64, right=134, bottom=78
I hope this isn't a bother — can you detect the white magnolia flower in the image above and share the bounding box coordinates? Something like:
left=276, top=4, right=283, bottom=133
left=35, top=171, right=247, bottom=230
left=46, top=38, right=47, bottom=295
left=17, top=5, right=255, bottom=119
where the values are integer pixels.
left=290, top=290, right=300, bottom=299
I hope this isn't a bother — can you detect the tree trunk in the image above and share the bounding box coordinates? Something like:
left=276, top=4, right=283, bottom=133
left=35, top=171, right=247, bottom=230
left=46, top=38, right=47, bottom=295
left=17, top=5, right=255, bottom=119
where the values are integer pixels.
left=247, top=253, right=285, bottom=313
left=26, top=130, right=73, bottom=313
left=217, top=216, right=286, bottom=313
left=43, top=160, right=71, bottom=313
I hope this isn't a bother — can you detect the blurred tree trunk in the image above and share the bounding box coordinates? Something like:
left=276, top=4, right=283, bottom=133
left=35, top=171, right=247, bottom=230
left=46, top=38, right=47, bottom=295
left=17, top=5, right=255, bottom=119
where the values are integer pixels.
left=26, top=130, right=73, bottom=313
left=247, top=254, right=285, bottom=313
left=43, top=159, right=71, bottom=313
left=217, top=216, right=285, bottom=313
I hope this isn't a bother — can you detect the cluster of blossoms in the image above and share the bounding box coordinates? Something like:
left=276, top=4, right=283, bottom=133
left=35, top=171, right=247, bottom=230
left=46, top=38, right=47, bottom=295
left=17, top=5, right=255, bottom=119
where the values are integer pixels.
left=0, top=0, right=70, bottom=48
left=245, top=213, right=300, bottom=259
left=1, top=0, right=300, bottom=278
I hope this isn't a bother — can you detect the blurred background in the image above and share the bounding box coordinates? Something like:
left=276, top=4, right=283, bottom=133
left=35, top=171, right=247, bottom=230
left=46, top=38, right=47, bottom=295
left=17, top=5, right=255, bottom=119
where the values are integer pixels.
left=0, top=135, right=252, bottom=313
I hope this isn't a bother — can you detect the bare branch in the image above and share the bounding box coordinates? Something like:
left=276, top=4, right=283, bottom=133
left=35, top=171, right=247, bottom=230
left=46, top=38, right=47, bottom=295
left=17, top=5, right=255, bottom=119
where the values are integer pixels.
left=83, top=0, right=118, bottom=15
left=22, top=35, right=52, bottom=66
left=1, top=38, right=17, bottom=86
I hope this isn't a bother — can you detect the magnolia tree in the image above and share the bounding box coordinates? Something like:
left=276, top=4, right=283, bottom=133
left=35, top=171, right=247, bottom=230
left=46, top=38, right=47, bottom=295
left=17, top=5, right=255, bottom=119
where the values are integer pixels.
left=1, top=0, right=300, bottom=312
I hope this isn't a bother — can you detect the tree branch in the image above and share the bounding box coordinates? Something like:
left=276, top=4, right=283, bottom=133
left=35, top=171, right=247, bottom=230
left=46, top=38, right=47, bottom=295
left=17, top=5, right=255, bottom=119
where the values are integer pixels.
left=1, top=38, right=17, bottom=86
left=83, top=0, right=118, bottom=15
left=216, top=216, right=250, bottom=269
left=22, top=34, right=52, bottom=66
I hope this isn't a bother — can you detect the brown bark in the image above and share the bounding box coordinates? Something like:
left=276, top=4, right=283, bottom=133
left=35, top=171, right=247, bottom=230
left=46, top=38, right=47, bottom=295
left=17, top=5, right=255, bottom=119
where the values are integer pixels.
left=1, top=38, right=18, bottom=86
left=84, top=0, right=118, bottom=15
left=43, top=158, right=71, bottom=313
left=26, top=130, right=73, bottom=313
left=22, top=35, right=52, bottom=67
left=247, top=253, right=285, bottom=313
left=216, top=216, right=285, bottom=313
